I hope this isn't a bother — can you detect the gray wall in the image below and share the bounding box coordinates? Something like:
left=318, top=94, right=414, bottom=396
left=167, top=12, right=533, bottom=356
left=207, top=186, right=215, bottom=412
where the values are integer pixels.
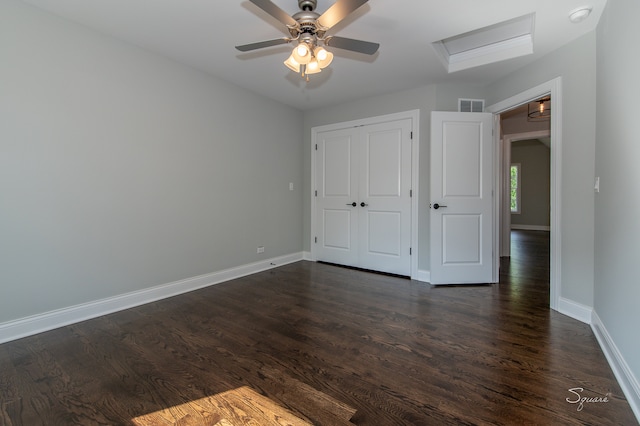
left=0, top=0, right=303, bottom=324
left=511, top=140, right=550, bottom=228
left=434, top=83, right=489, bottom=112
left=485, top=32, right=597, bottom=307
left=595, top=0, right=640, bottom=389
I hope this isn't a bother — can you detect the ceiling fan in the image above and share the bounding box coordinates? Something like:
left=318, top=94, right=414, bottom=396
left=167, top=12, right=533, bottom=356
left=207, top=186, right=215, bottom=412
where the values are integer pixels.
left=235, top=0, right=379, bottom=79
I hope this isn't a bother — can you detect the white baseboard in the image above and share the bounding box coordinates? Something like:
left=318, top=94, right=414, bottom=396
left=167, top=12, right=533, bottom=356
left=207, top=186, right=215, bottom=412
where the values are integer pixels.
left=415, top=269, right=430, bottom=283
left=511, top=224, right=551, bottom=231
left=591, top=312, right=640, bottom=423
left=556, top=297, right=593, bottom=324
left=0, top=252, right=304, bottom=344
left=303, top=251, right=313, bottom=261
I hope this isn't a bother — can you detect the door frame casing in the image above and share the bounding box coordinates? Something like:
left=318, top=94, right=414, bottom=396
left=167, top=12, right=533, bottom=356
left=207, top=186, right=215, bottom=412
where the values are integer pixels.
left=486, top=77, right=562, bottom=311
left=310, top=109, right=420, bottom=279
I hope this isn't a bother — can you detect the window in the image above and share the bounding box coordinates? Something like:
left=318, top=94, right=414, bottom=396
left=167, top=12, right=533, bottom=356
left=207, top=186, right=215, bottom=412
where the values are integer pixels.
left=510, top=163, right=521, bottom=214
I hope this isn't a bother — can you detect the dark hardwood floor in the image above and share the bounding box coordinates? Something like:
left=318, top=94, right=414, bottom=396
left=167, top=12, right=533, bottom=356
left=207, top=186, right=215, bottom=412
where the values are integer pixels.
left=1, top=230, right=637, bottom=425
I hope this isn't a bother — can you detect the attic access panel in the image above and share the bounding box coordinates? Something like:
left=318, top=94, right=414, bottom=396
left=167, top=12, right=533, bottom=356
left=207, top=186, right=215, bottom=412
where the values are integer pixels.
left=432, top=13, right=535, bottom=73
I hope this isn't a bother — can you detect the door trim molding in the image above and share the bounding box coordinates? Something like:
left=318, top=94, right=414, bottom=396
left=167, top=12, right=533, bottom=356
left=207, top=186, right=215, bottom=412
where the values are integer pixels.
left=486, top=77, right=562, bottom=311
left=310, top=110, right=420, bottom=280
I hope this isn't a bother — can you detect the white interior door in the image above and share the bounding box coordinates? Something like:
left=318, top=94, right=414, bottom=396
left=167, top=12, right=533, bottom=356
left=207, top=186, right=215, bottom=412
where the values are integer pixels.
left=358, top=120, right=412, bottom=274
left=315, top=118, right=412, bottom=276
left=430, top=111, right=494, bottom=284
left=315, top=127, right=359, bottom=267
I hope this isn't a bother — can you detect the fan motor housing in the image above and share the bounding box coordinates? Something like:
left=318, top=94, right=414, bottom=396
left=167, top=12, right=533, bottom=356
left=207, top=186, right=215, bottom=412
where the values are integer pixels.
left=291, top=9, right=321, bottom=38
left=298, top=0, right=317, bottom=11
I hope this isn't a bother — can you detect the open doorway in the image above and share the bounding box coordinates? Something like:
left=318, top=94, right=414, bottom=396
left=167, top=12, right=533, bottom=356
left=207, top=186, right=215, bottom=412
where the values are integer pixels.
left=486, top=77, right=562, bottom=311
left=500, top=99, right=551, bottom=256
left=498, top=99, right=552, bottom=300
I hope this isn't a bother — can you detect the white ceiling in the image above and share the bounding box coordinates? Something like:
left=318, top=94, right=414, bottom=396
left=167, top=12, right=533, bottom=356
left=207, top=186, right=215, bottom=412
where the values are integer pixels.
left=19, top=0, right=606, bottom=110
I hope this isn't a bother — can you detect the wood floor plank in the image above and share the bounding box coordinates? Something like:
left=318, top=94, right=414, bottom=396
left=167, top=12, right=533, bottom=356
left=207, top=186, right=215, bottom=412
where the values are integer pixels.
left=0, top=231, right=637, bottom=425
left=256, top=366, right=357, bottom=425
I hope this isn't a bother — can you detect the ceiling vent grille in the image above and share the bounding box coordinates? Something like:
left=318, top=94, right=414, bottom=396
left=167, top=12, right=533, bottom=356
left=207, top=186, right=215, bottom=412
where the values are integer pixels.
left=459, top=99, right=485, bottom=113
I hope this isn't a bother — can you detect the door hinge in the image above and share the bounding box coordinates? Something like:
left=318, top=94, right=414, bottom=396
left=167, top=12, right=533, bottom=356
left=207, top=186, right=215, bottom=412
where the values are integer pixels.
left=315, top=144, right=318, bottom=150
left=410, top=131, right=413, bottom=139
left=315, top=236, right=317, bottom=243
left=409, top=247, right=412, bottom=255
left=410, top=189, right=412, bottom=197
left=315, top=190, right=317, bottom=197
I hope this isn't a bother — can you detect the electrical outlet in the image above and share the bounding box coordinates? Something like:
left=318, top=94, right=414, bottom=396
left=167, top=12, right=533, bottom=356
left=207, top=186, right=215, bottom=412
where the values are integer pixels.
left=289, top=182, right=294, bottom=191
left=257, top=246, right=265, bottom=254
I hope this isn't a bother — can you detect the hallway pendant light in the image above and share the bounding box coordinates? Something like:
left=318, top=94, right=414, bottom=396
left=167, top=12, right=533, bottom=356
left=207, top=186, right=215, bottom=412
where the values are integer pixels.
left=527, top=96, right=551, bottom=121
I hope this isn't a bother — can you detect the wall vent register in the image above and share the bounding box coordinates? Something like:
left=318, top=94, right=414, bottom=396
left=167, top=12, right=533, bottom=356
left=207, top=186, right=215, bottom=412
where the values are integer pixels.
left=459, top=99, right=485, bottom=113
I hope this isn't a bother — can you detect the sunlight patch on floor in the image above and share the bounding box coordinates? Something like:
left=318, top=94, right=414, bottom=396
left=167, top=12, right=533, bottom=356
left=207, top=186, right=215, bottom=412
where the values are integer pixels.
left=131, top=386, right=311, bottom=426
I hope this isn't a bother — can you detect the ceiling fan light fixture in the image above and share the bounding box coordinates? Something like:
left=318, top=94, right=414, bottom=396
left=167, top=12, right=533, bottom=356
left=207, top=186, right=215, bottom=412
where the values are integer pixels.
left=237, top=0, right=379, bottom=80
left=292, top=43, right=312, bottom=64
left=315, top=46, right=328, bottom=61
left=284, top=55, right=301, bottom=72
left=314, top=46, right=333, bottom=68
left=306, top=59, right=322, bottom=74
left=296, top=44, right=308, bottom=56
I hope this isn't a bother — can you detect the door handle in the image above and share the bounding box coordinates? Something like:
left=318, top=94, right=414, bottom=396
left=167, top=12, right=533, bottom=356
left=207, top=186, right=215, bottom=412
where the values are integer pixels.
left=360, top=202, right=369, bottom=207
left=432, top=203, right=447, bottom=210
left=346, top=202, right=357, bottom=207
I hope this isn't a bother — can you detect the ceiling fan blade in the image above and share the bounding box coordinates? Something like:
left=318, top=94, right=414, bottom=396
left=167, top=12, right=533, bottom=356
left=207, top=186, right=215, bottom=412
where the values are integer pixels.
left=249, top=0, right=297, bottom=27
left=325, top=36, right=379, bottom=55
left=235, top=38, right=291, bottom=52
left=316, top=0, right=368, bottom=29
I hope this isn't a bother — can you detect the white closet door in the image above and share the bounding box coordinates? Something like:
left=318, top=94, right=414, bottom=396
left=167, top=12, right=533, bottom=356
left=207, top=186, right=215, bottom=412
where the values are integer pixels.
left=358, top=119, right=412, bottom=275
left=315, top=127, right=359, bottom=268
left=315, top=118, right=412, bottom=276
